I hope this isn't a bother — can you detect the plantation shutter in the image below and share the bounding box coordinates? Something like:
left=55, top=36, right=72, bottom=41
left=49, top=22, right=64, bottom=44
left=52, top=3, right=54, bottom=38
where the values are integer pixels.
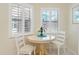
left=23, top=8, right=31, bottom=33
left=10, top=3, right=33, bottom=36
left=11, top=4, right=22, bottom=33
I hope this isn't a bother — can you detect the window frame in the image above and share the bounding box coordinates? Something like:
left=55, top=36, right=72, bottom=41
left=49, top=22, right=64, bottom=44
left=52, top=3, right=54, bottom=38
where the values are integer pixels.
left=40, top=8, right=59, bottom=34
left=72, top=5, right=79, bottom=24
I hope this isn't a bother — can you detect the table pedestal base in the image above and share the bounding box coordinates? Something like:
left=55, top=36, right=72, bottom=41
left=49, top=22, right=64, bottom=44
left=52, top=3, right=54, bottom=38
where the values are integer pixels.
left=35, top=43, right=48, bottom=55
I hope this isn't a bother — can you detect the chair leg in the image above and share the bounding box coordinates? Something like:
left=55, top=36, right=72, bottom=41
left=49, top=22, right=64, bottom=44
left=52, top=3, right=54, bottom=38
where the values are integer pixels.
left=17, top=51, right=20, bottom=55
left=58, top=47, right=60, bottom=55
left=63, top=47, right=65, bottom=54
left=34, top=48, right=36, bottom=55
left=29, top=52, right=32, bottom=55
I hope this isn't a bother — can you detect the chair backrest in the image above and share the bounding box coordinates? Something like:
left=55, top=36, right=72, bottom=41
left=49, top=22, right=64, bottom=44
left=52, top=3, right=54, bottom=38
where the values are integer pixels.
left=15, top=35, right=25, bottom=51
left=24, top=35, right=31, bottom=44
left=55, top=31, right=65, bottom=43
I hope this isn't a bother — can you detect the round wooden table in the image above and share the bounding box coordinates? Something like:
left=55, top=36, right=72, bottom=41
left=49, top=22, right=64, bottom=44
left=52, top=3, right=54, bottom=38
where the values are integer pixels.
left=27, top=35, right=55, bottom=55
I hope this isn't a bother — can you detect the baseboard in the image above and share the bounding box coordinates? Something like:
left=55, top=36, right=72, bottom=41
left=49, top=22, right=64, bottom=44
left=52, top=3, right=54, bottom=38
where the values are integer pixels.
left=0, top=52, right=17, bottom=55
left=66, top=47, right=78, bottom=55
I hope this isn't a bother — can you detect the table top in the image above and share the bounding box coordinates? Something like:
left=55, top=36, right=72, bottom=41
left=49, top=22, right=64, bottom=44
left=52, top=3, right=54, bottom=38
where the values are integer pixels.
left=27, top=35, right=55, bottom=43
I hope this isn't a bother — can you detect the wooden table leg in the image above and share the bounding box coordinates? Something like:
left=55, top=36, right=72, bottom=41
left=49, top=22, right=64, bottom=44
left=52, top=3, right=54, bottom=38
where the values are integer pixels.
left=39, top=43, right=48, bottom=55
left=34, top=43, right=48, bottom=55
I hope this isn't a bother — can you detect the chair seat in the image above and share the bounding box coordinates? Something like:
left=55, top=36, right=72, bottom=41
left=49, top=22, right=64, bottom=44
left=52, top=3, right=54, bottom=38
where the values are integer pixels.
left=52, top=40, right=63, bottom=47
left=20, top=45, right=35, bottom=54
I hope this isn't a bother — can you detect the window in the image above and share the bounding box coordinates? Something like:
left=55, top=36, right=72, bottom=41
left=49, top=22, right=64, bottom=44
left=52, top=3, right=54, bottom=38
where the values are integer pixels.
left=41, top=8, right=58, bottom=34
left=72, top=6, right=79, bottom=23
left=9, top=3, right=33, bottom=37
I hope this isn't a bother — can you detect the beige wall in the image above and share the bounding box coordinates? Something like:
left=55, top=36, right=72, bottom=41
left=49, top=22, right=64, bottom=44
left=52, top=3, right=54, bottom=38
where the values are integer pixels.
left=0, top=4, right=16, bottom=54
left=0, top=3, right=78, bottom=54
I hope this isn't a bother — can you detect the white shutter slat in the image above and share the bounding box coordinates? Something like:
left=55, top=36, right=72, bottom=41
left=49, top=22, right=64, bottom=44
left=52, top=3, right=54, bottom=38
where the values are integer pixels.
left=23, top=8, right=31, bottom=33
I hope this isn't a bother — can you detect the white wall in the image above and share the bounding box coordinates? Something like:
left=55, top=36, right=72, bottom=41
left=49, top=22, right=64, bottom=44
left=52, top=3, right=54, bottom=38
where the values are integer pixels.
left=67, top=4, right=79, bottom=54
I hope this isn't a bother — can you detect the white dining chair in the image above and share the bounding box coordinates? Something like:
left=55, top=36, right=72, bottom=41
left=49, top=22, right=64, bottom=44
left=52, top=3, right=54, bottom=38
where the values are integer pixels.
left=15, top=35, right=36, bottom=55
left=51, top=31, right=65, bottom=55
